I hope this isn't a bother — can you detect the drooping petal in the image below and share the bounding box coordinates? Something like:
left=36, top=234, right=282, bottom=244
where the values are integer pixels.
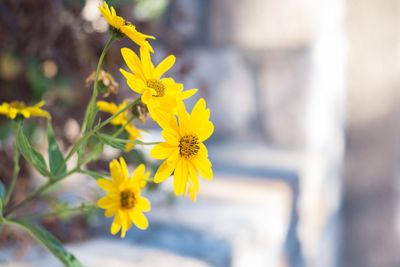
left=111, top=220, right=121, bottom=235
left=118, top=210, right=130, bottom=238
left=104, top=207, right=118, bottom=218
left=192, top=155, right=213, bottom=180
left=173, top=159, right=187, bottom=196
left=120, top=25, right=154, bottom=53
left=154, top=160, right=175, bottom=183
left=129, top=210, right=149, bottom=230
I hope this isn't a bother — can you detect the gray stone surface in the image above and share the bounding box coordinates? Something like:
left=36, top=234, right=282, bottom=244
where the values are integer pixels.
left=0, top=160, right=293, bottom=267
left=183, top=48, right=258, bottom=140
left=147, top=174, right=293, bottom=267
left=0, top=239, right=210, bottom=267
left=344, top=0, right=400, bottom=266
left=209, top=0, right=317, bottom=50
left=258, top=50, right=311, bottom=148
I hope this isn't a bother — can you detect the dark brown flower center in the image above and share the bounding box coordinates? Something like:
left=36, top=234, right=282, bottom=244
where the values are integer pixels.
left=120, top=190, right=136, bottom=209
left=179, top=135, right=200, bottom=159
left=147, top=79, right=165, bottom=97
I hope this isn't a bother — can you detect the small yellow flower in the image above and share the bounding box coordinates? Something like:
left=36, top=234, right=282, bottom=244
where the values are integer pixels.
left=99, top=2, right=155, bottom=52
left=97, top=157, right=151, bottom=237
left=96, top=100, right=140, bottom=151
left=120, top=47, right=197, bottom=128
left=0, top=100, right=50, bottom=120
left=150, top=99, right=214, bottom=201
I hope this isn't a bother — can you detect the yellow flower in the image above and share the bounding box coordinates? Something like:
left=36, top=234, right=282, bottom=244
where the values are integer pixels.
left=150, top=99, right=214, bottom=201
left=0, top=100, right=50, bottom=120
left=96, top=100, right=140, bottom=151
left=97, top=157, right=151, bottom=237
left=120, top=47, right=197, bottom=127
left=99, top=2, right=155, bottom=52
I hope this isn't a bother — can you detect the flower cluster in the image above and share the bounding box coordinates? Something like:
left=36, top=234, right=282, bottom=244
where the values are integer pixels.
left=95, top=2, right=214, bottom=237
left=0, top=2, right=214, bottom=242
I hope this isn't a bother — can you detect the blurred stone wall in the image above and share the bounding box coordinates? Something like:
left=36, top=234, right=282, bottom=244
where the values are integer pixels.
left=169, top=1, right=345, bottom=267
left=344, top=0, right=400, bottom=266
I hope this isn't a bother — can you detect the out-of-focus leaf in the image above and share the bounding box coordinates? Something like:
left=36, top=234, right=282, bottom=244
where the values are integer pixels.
left=80, top=169, right=108, bottom=180
left=95, top=132, right=126, bottom=150
left=47, top=122, right=66, bottom=178
left=0, top=180, right=5, bottom=213
left=10, top=219, right=82, bottom=267
left=134, top=0, right=170, bottom=21
left=16, top=122, right=50, bottom=177
left=81, top=137, right=104, bottom=165
left=0, top=121, right=12, bottom=141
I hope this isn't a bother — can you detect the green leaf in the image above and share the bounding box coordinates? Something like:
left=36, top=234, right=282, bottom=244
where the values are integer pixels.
left=0, top=180, right=5, bottom=213
left=9, top=219, right=82, bottom=267
left=80, top=169, right=108, bottom=180
left=16, top=122, right=50, bottom=177
left=80, top=138, right=104, bottom=165
left=0, top=181, right=5, bottom=200
left=95, top=132, right=126, bottom=150
left=47, top=122, right=66, bottom=178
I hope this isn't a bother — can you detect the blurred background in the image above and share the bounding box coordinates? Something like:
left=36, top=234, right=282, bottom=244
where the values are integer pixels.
left=0, top=0, right=399, bottom=266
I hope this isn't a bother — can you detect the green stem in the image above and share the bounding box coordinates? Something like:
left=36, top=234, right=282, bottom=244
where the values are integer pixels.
left=98, top=134, right=160, bottom=146
left=81, top=36, right=114, bottom=135
left=4, top=143, right=20, bottom=206
left=5, top=167, right=80, bottom=217
left=20, top=204, right=97, bottom=220
left=63, top=98, right=140, bottom=164
left=112, top=115, right=136, bottom=138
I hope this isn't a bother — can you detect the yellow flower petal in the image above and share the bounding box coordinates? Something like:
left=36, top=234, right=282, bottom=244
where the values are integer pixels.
left=150, top=143, right=176, bottom=159
left=121, top=48, right=146, bottom=81
left=105, top=207, right=118, bottom=218
left=97, top=178, right=117, bottom=192
left=131, top=164, right=145, bottom=184
left=140, top=47, right=154, bottom=78
left=153, top=55, right=176, bottom=79
left=129, top=210, right=149, bottom=230
left=97, top=101, right=118, bottom=114
left=119, top=157, right=129, bottom=180
left=97, top=196, right=116, bottom=209
left=173, top=159, right=188, bottom=196
left=136, top=196, right=151, bottom=212
left=121, top=25, right=154, bottom=53
left=161, top=128, right=180, bottom=146
left=118, top=210, right=130, bottom=238
left=111, top=221, right=121, bottom=235
left=141, top=89, right=153, bottom=104
left=181, top=88, right=198, bottom=100
left=192, top=155, right=213, bottom=180
left=110, top=159, right=123, bottom=185
left=120, top=69, right=146, bottom=94
left=154, top=160, right=175, bottom=183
